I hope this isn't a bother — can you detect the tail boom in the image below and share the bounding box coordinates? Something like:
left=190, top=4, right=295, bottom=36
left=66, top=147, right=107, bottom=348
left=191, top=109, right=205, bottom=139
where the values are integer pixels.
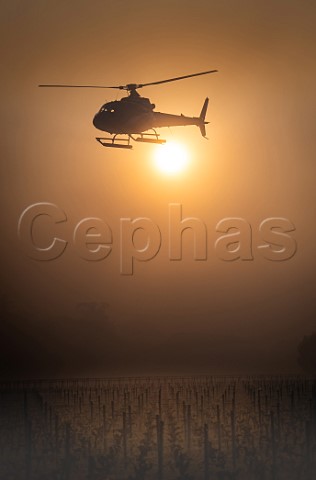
left=151, top=97, right=209, bottom=137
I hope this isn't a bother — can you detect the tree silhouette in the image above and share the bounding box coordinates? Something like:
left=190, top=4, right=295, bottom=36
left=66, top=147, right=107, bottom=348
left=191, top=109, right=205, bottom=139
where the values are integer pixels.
left=297, top=333, right=316, bottom=374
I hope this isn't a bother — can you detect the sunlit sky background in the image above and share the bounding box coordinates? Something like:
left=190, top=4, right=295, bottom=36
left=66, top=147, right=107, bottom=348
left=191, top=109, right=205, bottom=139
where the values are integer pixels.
left=1, top=0, right=316, bottom=377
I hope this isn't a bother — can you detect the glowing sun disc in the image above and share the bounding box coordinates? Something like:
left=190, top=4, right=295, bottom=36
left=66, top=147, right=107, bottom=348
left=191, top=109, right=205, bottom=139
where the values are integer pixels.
left=154, top=142, right=189, bottom=175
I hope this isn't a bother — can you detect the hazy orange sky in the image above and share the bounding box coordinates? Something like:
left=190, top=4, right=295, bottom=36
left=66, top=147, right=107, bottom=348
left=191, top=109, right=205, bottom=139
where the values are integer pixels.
left=1, top=0, right=316, bottom=377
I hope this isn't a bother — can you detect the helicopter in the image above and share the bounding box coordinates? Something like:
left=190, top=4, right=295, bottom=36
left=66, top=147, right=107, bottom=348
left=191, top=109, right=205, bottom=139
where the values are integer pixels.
left=39, top=69, right=218, bottom=149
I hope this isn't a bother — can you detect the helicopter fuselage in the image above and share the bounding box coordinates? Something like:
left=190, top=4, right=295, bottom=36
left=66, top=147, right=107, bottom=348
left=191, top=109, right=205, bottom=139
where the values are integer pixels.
left=92, top=94, right=204, bottom=135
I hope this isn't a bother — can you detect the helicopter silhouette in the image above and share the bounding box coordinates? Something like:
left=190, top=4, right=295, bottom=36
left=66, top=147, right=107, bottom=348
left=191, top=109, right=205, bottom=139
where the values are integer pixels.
left=39, top=69, right=218, bottom=149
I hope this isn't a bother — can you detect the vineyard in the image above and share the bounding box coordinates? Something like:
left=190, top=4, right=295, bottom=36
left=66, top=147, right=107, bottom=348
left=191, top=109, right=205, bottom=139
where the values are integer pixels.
left=0, top=376, right=315, bottom=479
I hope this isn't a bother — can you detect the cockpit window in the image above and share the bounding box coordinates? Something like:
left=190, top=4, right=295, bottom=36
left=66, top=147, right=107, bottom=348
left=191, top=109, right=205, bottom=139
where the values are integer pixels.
left=100, top=105, right=115, bottom=113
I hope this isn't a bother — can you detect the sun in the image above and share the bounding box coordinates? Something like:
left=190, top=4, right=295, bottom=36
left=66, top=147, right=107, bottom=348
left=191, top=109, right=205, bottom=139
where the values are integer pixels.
left=153, top=141, right=189, bottom=175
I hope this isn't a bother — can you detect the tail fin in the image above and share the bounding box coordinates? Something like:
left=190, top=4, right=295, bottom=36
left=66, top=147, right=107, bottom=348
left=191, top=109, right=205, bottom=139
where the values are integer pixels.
left=199, top=97, right=209, bottom=138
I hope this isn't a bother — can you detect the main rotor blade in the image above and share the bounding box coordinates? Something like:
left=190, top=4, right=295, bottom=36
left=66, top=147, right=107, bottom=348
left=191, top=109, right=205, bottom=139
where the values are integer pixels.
left=138, top=69, right=218, bottom=88
left=38, top=84, right=122, bottom=89
left=38, top=70, right=218, bottom=91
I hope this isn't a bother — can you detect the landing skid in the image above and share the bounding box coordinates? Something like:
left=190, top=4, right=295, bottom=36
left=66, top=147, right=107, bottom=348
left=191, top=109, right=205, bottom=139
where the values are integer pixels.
left=132, top=132, right=166, bottom=145
left=96, top=130, right=166, bottom=149
left=96, top=135, right=132, bottom=149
